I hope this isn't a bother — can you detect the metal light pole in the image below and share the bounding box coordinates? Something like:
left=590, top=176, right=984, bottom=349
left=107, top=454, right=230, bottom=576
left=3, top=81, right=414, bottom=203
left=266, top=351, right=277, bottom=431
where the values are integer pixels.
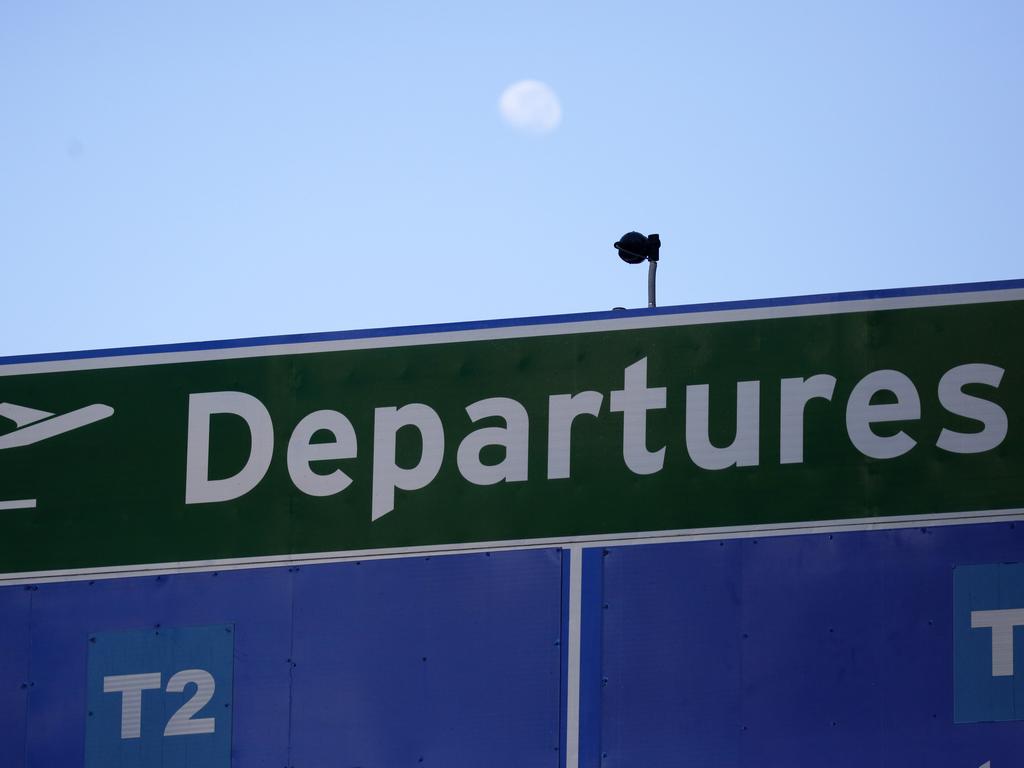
left=647, top=257, right=658, bottom=308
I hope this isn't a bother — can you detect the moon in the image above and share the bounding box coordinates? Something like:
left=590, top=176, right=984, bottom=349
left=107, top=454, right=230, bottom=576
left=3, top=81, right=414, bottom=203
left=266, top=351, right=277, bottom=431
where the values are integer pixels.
left=499, top=80, right=562, bottom=134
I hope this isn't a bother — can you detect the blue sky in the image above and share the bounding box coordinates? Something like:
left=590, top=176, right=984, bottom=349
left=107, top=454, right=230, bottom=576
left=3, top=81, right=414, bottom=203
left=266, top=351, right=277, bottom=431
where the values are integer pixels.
left=2, top=2, right=1021, bottom=356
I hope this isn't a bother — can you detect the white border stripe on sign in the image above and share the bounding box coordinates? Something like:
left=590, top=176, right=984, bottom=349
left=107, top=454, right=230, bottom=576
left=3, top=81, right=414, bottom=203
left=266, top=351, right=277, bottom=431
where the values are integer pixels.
left=2, top=506, right=1020, bottom=586
left=1, top=284, right=1021, bottom=377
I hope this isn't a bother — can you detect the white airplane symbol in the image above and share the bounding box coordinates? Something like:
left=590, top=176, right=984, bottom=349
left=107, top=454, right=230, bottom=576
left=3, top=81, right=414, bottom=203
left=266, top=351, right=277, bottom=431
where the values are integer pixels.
left=0, top=401, right=115, bottom=510
left=0, top=401, right=114, bottom=450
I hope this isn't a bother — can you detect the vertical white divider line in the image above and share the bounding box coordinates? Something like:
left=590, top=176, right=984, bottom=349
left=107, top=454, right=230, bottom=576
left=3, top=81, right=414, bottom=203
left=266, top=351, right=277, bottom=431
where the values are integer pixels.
left=565, top=544, right=584, bottom=768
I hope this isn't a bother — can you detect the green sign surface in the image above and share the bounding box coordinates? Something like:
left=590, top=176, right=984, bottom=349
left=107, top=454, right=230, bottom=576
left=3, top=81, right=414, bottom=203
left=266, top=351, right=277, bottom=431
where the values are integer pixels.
left=1, top=284, right=1021, bottom=576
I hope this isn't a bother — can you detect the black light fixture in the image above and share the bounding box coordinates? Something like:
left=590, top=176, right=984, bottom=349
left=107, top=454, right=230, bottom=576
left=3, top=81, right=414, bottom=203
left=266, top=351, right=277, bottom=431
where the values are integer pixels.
left=614, top=231, right=661, bottom=308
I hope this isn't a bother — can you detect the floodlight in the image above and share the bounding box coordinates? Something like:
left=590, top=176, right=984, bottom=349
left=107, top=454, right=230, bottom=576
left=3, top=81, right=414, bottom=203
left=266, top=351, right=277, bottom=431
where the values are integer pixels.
left=614, top=231, right=656, bottom=264
left=614, top=232, right=661, bottom=308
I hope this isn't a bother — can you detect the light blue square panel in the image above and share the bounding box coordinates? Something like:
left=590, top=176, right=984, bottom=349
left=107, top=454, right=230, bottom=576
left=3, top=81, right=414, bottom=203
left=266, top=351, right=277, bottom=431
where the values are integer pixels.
left=84, top=624, right=234, bottom=768
left=954, top=562, right=1024, bottom=723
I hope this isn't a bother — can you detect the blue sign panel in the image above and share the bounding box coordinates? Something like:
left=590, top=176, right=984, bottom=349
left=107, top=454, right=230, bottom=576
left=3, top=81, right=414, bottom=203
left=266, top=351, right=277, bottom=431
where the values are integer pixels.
left=584, top=521, right=1024, bottom=768
left=0, top=585, right=30, bottom=766
left=17, top=568, right=293, bottom=768
left=84, top=624, right=234, bottom=768
left=287, top=552, right=564, bottom=766
left=955, top=562, right=1024, bottom=723
left=6, top=526, right=1023, bottom=767
left=1, top=548, right=565, bottom=768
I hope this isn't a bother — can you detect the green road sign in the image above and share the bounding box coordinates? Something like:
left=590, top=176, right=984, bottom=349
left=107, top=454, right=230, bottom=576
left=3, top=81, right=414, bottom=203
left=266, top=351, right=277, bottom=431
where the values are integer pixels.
left=1, top=283, right=1021, bottom=577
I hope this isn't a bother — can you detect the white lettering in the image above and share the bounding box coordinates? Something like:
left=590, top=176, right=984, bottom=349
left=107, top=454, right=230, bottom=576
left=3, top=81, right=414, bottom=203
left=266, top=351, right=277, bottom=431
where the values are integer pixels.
left=371, top=404, right=444, bottom=520
left=286, top=410, right=358, bottom=496
left=685, top=381, right=760, bottom=470
left=971, top=608, right=1024, bottom=676
left=845, top=370, right=919, bottom=459
left=164, top=669, right=216, bottom=736
left=185, top=392, right=274, bottom=504
left=780, top=374, right=836, bottom=464
left=609, top=358, right=667, bottom=475
left=937, top=364, right=1008, bottom=454
left=457, top=397, right=529, bottom=485
left=547, top=392, right=603, bottom=479
left=103, top=672, right=162, bottom=739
